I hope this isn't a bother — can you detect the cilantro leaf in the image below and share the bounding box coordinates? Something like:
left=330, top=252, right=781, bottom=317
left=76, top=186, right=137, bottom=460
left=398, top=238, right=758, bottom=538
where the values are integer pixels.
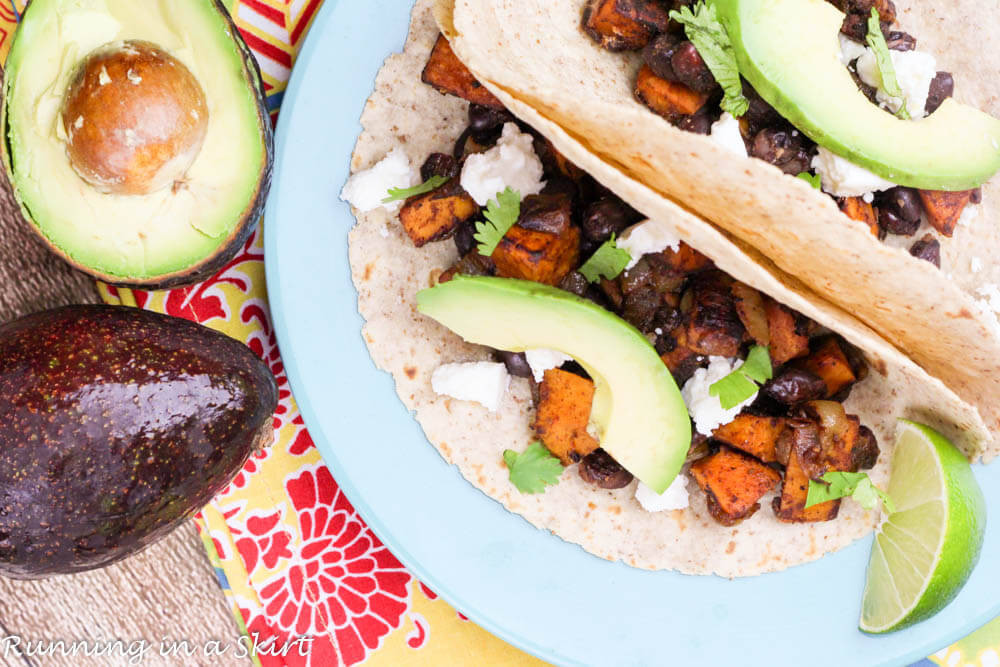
left=709, top=344, right=772, bottom=409
left=474, top=188, right=521, bottom=256
left=669, top=2, right=748, bottom=117
left=806, top=471, right=896, bottom=513
left=382, top=174, right=449, bottom=203
left=579, top=233, right=632, bottom=283
left=503, top=442, right=564, bottom=494
left=797, top=172, right=822, bottom=189
left=865, top=8, right=910, bottom=120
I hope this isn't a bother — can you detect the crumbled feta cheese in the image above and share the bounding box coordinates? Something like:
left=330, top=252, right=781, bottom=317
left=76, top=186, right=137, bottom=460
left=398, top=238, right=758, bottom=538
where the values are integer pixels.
left=958, top=201, right=981, bottom=227
left=460, top=123, right=545, bottom=206
left=971, top=257, right=983, bottom=274
left=862, top=191, right=874, bottom=204
left=856, top=49, right=937, bottom=118
left=635, top=475, right=689, bottom=512
left=681, top=356, right=757, bottom=435
left=618, top=219, right=682, bottom=269
left=431, top=362, right=510, bottom=412
left=524, top=348, right=572, bottom=382
left=708, top=112, right=747, bottom=158
left=340, top=147, right=418, bottom=214
left=838, top=34, right=867, bottom=66
left=811, top=147, right=896, bottom=198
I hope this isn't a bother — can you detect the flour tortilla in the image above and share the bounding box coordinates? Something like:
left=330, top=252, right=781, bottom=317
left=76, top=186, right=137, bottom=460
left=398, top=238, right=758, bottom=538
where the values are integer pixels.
left=440, top=0, right=1000, bottom=449
left=347, top=0, right=988, bottom=577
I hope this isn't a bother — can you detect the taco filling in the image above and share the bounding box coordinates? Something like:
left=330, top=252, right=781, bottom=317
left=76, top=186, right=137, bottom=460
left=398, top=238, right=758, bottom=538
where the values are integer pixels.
left=582, top=0, right=997, bottom=268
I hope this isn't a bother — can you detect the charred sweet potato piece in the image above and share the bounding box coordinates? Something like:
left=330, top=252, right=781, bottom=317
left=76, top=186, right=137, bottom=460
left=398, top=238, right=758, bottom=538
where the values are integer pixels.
left=712, top=415, right=786, bottom=463
left=681, top=270, right=745, bottom=357
left=838, top=196, right=879, bottom=237
left=803, top=400, right=879, bottom=472
left=660, top=342, right=705, bottom=385
left=492, top=224, right=580, bottom=285
left=853, top=425, right=880, bottom=470
left=635, top=65, right=710, bottom=120
left=533, top=368, right=600, bottom=465
left=918, top=189, right=973, bottom=237
left=773, top=446, right=840, bottom=523
left=690, top=447, right=782, bottom=526
left=796, top=337, right=857, bottom=397
left=661, top=241, right=712, bottom=275
left=399, top=177, right=479, bottom=247
left=764, top=297, right=810, bottom=364
left=422, top=34, right=503, bottom=109
left=732, top=282, right=769, bottom=347
left=582, top=0, right=670, bottom=51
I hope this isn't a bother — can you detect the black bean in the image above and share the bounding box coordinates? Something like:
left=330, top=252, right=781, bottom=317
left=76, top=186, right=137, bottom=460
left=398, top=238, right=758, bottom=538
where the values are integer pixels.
left=642, top=32, right=682, bottom=81
left=453, top=220, right=477, bottom=256
left=676, top=110, right=714, bottom=135
left=581, top=196, right=641, bottom=243
left=623, top=286, right=661, bottom=332
left=579, top=449, right=634, bottom=489
left=885, top=31, right=916, bottom=51
left=750, top=128, right=815, bottom=175
left=881, top=186, right=922, bottom=224
left=743, top=85, right=783, bottom=134
left=763, top=369, right=828, bottom=406
left=559, top=271, right=590, bottom=297
left=518, top=193, right=573, bottom=234
left=909, top=234, right=941, bottom=268
left=468, top=104, right=513, bottom=142
left=971, top=187, right=983, bottom=204
left=925, top=71, right=954, bottom=115
left=671, top=42, right=718, bottom=94
left=852, top=425, right=880, bottom=470
left=878, top=207, right=920, bottom=236
left=493, top=350, right=532, bottom=378
left=420, top=153, right=458, bottom=182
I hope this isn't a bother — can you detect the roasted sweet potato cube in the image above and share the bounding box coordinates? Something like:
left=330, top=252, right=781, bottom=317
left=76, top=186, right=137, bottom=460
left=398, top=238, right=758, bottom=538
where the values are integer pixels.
left=660, top=342, right=705, bottom=385
left=681, top=270, right=745, bottom=357
left=690, top=447, right=782, bottom=526
left=732, top=282, right=769, bottom=347
left=399, top=177, right=479, bottom=247
left=773, top=446, right=840, bottom=523
left=421, top=34, right=503, bottom=109
left=918, top=189, right=973, bottom=237
left=838, top=196, right=879, bottom=237
left=660, top=241, right=712, bottom=275
left=581, top=0, right=670, bottom=51
left=635, top=65, right=710, bottom=120
left=796, top=337, right=857, bottom=397
left=764, top=297, right=810, bottom=364
left=492, top=224, right=580, bottom=285
left=712, top=415, right=786, bottom=463
left=533, top=368, right=599, bottom=465
left=801, top=400, right=879, bottom=474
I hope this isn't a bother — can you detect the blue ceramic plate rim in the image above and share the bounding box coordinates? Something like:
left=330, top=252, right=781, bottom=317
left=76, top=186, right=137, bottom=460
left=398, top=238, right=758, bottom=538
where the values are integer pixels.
left=264, top=1, right=1000, bottom=664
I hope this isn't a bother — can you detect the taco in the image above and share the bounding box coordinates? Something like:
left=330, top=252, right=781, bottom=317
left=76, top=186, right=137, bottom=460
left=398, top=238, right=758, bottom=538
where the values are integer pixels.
left=341, top=0, right=988, bottom=577
left=435, top=0, right=1000, bottom=445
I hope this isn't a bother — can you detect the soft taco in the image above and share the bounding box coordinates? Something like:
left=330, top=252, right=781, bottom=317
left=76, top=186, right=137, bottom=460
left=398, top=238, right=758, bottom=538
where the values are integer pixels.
left=341, top=0, right=988, bottom=577
left=434, top=0, right=1000, bottom=445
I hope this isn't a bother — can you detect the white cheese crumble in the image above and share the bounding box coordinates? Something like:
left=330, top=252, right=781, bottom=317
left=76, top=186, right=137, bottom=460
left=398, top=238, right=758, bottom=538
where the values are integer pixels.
left=838, top=34, right=867, bottom=66
left=460, top=123, right=545, bottom=206
left=708, top=112, right=747, bottom=158
left=340, top=147, right=418, bottom=214
left=635, top=475, right=689, bottom=512
left=681, top=356, right=757, bottom=435
left=811, top=147, right=896, bottom=198
left=524, top=348, right=572, bottom=383
left=856, top=48, right=937, bottom=119
left=957, top=201, right=980, bottom=227
left=971, top=257, right=983, bottom=274
left=618, top=219, right=682, bottom=269
left=431, top=362, right=510, bottom=413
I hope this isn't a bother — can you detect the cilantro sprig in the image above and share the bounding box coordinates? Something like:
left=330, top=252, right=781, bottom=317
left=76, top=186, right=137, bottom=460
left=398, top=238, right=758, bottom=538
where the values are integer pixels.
left=579, top=233, right=632, bottom=283
left=669, top=2, right=748, bottom=117
left=474, top=188, right=521, bottom=256
left=709, top=345, right=772, bottom=410
left=503, top=442, right=563, bottom=494
left=382, top=174, right=449, bottom=203
left=865, top=8, right=910, bottom=120
left=797, top=172, right=822, bottom=190
left=806, top=471, right=896, bottom=513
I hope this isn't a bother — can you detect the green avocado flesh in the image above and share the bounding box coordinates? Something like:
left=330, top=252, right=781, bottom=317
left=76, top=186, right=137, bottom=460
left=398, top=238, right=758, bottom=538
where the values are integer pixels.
left=417, top=276, right=691, bottom=494
left=2, top=0, right=267, bottom=281
left=715, top=0, right=1000, bottom=190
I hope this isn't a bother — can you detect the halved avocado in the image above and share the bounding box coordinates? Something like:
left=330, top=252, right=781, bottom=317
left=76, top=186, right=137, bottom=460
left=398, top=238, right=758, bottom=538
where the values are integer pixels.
left=0, top=0, right=274, bottom=288
left=418, top=276, right=691, bottom=494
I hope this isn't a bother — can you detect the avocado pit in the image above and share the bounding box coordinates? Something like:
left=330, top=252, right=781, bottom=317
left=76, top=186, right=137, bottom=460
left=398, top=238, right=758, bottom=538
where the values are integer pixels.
left=61, top=40, right=209, bottom=196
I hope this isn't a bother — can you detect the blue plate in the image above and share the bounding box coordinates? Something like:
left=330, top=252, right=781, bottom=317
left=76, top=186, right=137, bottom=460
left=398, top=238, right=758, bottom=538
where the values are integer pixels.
left=263, top=2, right=1000, bottom=664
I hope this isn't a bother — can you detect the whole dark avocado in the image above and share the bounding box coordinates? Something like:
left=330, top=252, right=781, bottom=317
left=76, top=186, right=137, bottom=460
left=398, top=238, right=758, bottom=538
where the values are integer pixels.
left=0, top=305, right=277, bottom=578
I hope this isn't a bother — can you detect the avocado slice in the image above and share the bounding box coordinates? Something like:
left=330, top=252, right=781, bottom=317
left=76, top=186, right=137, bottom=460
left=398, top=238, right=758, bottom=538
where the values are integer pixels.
left=0, top=0, right=273, bottom=288
left=715, top=0, right=1000, bottom=190
left=418, top=276, right=691, bottom=493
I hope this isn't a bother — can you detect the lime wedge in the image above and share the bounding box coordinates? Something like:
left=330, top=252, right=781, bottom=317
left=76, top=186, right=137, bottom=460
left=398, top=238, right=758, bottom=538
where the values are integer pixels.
left=860, top=420, right=986, bottom=633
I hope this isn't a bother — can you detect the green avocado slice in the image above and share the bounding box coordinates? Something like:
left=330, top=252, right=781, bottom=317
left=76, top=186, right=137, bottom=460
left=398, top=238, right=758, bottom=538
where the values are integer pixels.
left=715, top=0, right=1000, bottom=190
left=417, top=276, right=691, bottom=494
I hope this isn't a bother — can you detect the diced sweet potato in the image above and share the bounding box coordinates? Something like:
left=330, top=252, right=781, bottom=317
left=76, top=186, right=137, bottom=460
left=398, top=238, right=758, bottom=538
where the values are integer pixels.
left=764, top=297, right=809, bottom=364
left=773, top=446, right=840, bottom=523
left=492, top=224, right=580, bottom=285
left=732, top=282, right=770, bottom=347
left=533, top=368, right=599, bottom=465
left=581, top=0, right=669, bottom=51
left=681, top=270, right=744, bottom=358
left=660, top=241, right=712, bottom=275
left=399, top=177, right=479, bottom=247
left=690, top=447, right=782, bottom=526
left=795, top=337, right=857, bottom=397
left=421, top=34, right=503, bottom=109
left=918, top=189, right=973, bottom=237
left=660, top=342, right=705, bottom=385
left=712, top=415, right=786, bottom=463
left=635, top=65, right=710, bottom=120
left=838, top=196, right=879, bottom=237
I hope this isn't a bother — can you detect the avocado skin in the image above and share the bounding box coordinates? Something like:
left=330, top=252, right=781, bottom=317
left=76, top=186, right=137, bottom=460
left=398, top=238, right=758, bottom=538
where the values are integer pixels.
left=0, top=305, right=277, bottom=578
left=0, top=0, right=274, bottom=290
